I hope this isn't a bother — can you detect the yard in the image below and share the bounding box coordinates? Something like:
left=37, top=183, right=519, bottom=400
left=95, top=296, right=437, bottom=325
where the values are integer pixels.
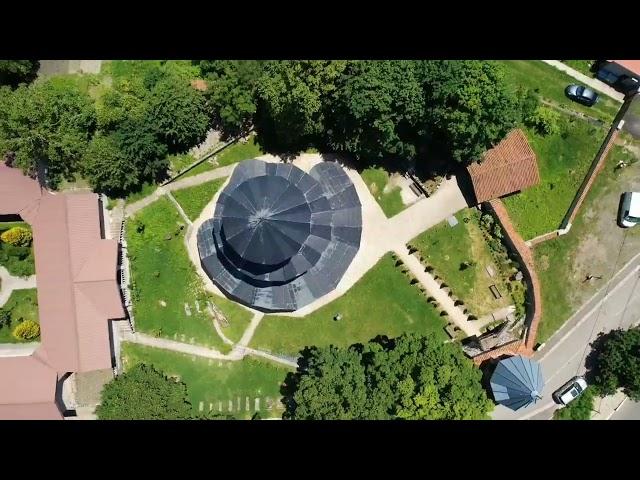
left=502, top=117, right=607, bottom=240
left=561, top=60, right=596, bottom=78
left=410, top=208, right=513, bottom=318
left=172, top=178, right=227, bottom=221
left=126, top=197, right=252, bottom=352
left=249, top=253, right=447, bottom=357
left=498, top=60, right=620, bottom=123
left=360, top=167, right=405, bottom=217
left=0, top=222, right=35, bottom=277
left=533, top=143, right=640, bottom=342
left=122, top=343, right=291, bottom=419
left=0, top=289, right=39, bottom=343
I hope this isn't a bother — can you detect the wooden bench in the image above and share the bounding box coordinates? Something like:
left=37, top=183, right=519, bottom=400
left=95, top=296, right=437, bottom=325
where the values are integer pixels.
left=489, top=284, right=502, bottom=299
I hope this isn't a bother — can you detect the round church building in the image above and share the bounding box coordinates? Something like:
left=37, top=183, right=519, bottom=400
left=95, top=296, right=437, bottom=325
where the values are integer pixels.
left=196, top=159, right=362, bottom=312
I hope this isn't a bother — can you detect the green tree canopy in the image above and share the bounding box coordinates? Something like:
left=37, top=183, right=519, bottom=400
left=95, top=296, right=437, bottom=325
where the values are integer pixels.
left=0, top=60, right=39, bottom=88
left=255, top=60, right=346, bottom=153
left=588, top=327, right=640, bottom=401
left=96, top=363, right=192, bottom=420
left=326, top=60, right=425, bottom=163
left=283, top=333, right=493, bottom=420
left=81, top=133, right=139, bottom=195
left=147, top=74, right=210, bottom=153
left=0, top=77, right=96, bottom=186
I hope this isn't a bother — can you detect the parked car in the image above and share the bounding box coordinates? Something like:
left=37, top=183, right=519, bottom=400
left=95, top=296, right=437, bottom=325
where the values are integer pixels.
left=552, top=376, right=588, bottom=405
left=619, top=192, right=640, bottom=228
left=565, top=84, right=599, bottom=106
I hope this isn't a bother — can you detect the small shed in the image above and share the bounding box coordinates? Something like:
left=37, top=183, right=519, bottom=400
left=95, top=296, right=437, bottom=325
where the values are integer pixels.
left=466, top=129, right=540, bottom=204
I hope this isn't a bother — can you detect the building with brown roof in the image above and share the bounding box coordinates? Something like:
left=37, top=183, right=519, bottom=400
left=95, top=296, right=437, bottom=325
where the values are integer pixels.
left=0, top=162, right=125, bottom=420
left=466, top=129, right=540, bottom=204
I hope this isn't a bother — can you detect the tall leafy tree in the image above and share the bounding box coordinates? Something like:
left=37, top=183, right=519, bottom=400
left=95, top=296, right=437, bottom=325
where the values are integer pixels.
left=0, top=77, right=96, bottom=186
left=326, top=60, right=425, bottom=163
left=283, top=333, right=493, bottom=420
left=418, top=60, right=520, bottom=163
left=96, top=363, right=192, bottom=420
left=198, top=60, right=266, bottom=137
left=147, top=74, right=210, bottom=153
left=0, top=60, right=39, bottom=88
left=81, top=133, right=139, bottom=195
left=255, top=60, right=346, bottom=152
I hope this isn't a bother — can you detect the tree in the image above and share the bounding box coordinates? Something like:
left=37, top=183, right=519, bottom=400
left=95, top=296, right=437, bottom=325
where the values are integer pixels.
left=198, top=60, right=266, bottom=137
left=326, top=60, right=425, bottom=163
left=95, top=77, right=148, bottom=132
left=147, top=74, right=210, bottom=153
left=12, top=320, right=40, bottom=340
left=419, top=60, right=520, bottom=163
left=0, top=226, right=32, bottom=247
left=283, top=333, right=493, bottom=420
left=113, top=117, right=169, bottom=182
left=82, top=133, right=139, bottom=195
left=0, top=60, right=39, bottom=88
left=588, top=327, right=640, bottom=401
left=255, top=60, right=347, bottom=153
left=0, top=77, right=96, bottom=186
left=96, top=363, right=192, bottom=420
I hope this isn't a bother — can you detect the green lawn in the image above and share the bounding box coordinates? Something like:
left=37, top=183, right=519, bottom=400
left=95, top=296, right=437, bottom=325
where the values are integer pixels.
left=502, top=118, right=607, bottom=240
left=533, top=145, right=639, bottom=342
left=498, top=60, right=620, bottom=123
left=0, top=289, right=39, bottom=343
left=126, top=197, right=251, bottom=351
left=250, top=254, right=447, bottom=357
left=172, top=178, right=226, bottom=221
left=122, top=343, right=291, bottom=419
left=562, top=60, right=596, bottom=78
left=123, top=182, right=158, bottom=206
left=169, top=153, right=198, bottom=176
left=360, top=167, right=405, bottom=217
left=216, top=136, right=264, bottom=167
left=410, top=209, right=512, bottom=317
left=0, top=222, right=35, bottom=277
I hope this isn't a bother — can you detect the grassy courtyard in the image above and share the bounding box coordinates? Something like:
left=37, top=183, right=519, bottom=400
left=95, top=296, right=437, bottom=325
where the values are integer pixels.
left=126, top=197, right=252, bottom=352
left=410, top=209, right=513, bottom=317
left=498, top=60, right=620, bottom=123
left=502, top=118, right=607, bottom=240
left=122, top=343, right=291, bottom=419
left=0, top=289, right=39, bottom=343
left=249, top=253, right=447, bottom=357
left=562, top=60, right=596, bottom=78
left=0, top=222, right=35, bottom=277
left=360, top=167, right=405, bottom=217
left=172, top=178, right=227, bottom=221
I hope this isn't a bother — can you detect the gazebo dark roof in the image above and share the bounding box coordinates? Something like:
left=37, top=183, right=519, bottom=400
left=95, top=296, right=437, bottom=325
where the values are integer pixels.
left=490, top=355, right=544, bottom=411
left=197, top=159, right=362, bottom=312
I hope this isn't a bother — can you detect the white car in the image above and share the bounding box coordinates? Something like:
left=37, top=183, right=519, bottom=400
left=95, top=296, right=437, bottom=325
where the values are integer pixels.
left=619, top=192, right=640, bottom=228
left=552, top=376, right=588, bottom=406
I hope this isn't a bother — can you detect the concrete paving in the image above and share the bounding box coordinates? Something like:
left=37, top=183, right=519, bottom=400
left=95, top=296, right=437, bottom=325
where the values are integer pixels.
left=542, top=60, right=625, bottom=102
left=610, top=399, right=640, bottom=420
left=0, top=266, right=36, bottom=308
left=492, top=253, right=640, bottom=420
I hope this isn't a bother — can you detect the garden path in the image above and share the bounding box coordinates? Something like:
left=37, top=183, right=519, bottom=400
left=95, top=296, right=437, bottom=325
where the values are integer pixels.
left=0, top=266, right=36, bottom=308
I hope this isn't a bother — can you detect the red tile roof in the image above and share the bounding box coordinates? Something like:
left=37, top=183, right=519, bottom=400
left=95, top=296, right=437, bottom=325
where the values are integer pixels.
left=0, top=163, right=125, bottom=419
left=466, top=129, right=540, bottom=204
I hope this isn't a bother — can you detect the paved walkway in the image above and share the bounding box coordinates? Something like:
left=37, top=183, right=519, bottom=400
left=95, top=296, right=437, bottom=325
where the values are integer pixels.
left=0, top=266, right=36, bottom=308
left=542, top=60, right=624, bottom=102
left=0, top=342, right=38, bottom=357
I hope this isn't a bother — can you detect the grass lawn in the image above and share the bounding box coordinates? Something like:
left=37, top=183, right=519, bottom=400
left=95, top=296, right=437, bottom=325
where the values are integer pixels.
left=250, top=253, right=447, bottom=357
left=0, top=289, right=39, bottom=343
left=502, top=118, right=607, bottom=240
left=122, top=343, right=291, bottom=419
left=360, top=167, right=405, bottom=217
left=498, top=60, right=620, bottom=123
left=123, top=182, right=158, bottom=206
left=533, top=144, right=639, bottom=342
left=172, top=178, right=226, bottom=221
left=410, top=209, right=512, bottom=317
left=126, top=197, right=251, bottom=351
left=562, top=60, right=596, bottom=78
left=169, top=153, right=198, bottom=176
left=0, top=222, right=35, bottom=277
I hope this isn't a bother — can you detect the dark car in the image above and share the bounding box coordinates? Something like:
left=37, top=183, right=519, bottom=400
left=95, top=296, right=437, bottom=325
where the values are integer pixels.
left=565, top=84, right=599, bottom=106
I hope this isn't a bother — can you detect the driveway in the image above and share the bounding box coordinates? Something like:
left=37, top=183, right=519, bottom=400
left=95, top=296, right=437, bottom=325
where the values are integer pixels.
left=492, top=253, right=640, bottom=420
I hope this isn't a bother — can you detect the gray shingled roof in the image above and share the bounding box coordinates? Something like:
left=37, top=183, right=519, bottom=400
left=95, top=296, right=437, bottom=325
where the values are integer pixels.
left=490, top=355, right=544, bottom=411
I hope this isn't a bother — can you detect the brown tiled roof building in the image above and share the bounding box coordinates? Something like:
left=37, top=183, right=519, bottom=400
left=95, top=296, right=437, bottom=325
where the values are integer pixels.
left=466, top=129, right=540, bottom=204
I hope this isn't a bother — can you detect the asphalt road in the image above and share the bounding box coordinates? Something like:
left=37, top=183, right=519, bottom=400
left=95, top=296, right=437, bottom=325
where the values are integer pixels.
left=610, top=400, right=640, bottom=420
left=492, top=252, right=640, bottom=420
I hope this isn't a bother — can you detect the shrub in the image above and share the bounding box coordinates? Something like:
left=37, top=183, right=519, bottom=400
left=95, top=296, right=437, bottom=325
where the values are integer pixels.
left=553, top=388, right=594, bottom=420
left=12, top=320, right=40, bottom=340
left=526, top=106, right=560, bottom=136
left=0, top=309, right=10, bottom=328
left=0, top=226, right=32, bottom=247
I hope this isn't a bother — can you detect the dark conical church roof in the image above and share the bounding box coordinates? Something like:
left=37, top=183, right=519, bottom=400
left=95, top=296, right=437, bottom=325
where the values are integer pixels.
left=197, top=159, right=362, bottom=312
left=490, top=355, right=545, bottom=411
